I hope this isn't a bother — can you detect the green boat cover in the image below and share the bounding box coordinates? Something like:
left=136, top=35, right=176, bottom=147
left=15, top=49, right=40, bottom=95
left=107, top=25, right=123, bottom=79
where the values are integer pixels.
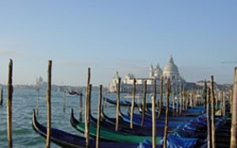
left=76, top=122, right=162, bottom=144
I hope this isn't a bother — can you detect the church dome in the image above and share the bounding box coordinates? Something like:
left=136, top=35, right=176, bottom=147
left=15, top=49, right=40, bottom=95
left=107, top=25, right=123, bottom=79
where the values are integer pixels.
left=163, top=56, right=179, bottom=75
left=154, top=64, right=163, bottom=78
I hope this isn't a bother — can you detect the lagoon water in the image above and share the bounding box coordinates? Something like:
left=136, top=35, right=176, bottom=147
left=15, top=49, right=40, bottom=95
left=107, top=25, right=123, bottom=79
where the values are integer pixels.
left=0, top=87, right=150, bottom=148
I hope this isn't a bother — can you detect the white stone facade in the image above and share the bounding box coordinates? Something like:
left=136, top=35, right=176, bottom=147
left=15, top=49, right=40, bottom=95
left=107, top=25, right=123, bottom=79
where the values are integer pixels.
left=108, top=56, right=185, bottom=94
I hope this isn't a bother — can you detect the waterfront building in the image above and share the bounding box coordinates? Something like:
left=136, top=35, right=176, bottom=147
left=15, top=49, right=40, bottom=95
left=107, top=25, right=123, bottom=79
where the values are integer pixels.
left=35, top=76, right=47, bottom=88
left=108, top=56, right=186, bottom=94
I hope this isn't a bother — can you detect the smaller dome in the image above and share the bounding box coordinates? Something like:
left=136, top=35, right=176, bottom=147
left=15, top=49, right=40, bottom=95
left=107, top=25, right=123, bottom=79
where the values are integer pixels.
left=125, top=73, right=135, bottom=79
left=163, top=56, right=179, bottom=75
left=154, top=64, right=163, bottom=77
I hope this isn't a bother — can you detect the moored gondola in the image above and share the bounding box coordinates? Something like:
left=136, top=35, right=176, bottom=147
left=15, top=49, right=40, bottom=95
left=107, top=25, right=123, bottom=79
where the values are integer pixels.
left=32, top=109, right=141, bottom=148
left=71, top=108, right=200, bottom=148
left=32, top=109, right=86, bottom=148
left=90, top=113, right=167, bottom=136
left=70, top=108, right=162, bottom=144
left=104, top=97, right=152, bottom=107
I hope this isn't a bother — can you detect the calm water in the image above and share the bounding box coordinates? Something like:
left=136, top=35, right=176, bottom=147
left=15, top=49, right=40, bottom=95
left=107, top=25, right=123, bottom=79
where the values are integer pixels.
left=0, top=87, right=148, bottom=148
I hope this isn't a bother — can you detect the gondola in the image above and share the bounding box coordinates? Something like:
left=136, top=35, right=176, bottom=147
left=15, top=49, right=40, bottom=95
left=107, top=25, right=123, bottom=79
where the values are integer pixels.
left=70, top=108, right=162, bottom=144
left=104, top=97, right=138, bottom=107
left=71, top=109, right=199, bottom=148
left=90, top=113, right=166, bottom=136
left=100, top=108, right=175, bottom=131
left=129, top=108, right=200, bottom=123
left=32, top=109, right=140, bottom=148
left=119, top=112, right=184, bottom=128
left=104, top=97, right=152, bottom=107
left=138, top=104, right=205, bottom=117
left=119, top=106, right=192, bottom=128
left=32, top=109, right=87, bottom=148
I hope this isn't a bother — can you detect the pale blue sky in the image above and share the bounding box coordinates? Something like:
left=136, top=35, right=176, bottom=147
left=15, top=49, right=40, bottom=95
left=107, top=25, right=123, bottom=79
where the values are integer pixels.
left=0, top=1, right=236, bottom=86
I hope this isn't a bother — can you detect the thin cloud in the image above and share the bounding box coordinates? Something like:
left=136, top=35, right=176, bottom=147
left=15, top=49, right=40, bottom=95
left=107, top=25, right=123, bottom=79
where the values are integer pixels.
left=0, top=48, right=30, bottom=58
left=221, top=61, right=237, bottom=64
left=54, top=60, right=99, bottom=67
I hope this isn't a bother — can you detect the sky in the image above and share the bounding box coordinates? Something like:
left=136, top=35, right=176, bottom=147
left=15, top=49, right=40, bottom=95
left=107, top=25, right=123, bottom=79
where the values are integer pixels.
left=0, top=1, right=236, bottom=87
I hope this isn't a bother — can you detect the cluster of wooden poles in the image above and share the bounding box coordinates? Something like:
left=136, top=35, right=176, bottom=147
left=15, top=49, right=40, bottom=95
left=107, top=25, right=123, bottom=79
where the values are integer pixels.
left=111, top=75, right=228, bottom=148
left=111, top=75, right=173, bottom=148
left=3, top=59, right=237, bottom=148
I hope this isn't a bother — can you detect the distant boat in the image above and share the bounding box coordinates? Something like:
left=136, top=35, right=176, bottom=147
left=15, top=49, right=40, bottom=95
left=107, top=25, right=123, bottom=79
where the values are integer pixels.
left=68, top=90, right=83, bottom=96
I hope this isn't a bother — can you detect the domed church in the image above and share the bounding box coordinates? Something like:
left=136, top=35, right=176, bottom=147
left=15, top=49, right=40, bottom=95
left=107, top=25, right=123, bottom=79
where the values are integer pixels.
left=108, top=56, right=185, bottom=94
left=163, top=56, right=183, bottom=82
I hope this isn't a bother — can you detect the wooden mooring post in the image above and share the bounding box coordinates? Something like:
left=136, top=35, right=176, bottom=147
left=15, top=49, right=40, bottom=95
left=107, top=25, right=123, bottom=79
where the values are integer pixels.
left=190, top=91, right=193, bottom=109
left=210, top=76, right=216, bottom=148
left=130, top=78, right=136, bottom=129
left=178, top=87, right=182, bottom=116
left=158, top=76, right=163, bottom=118
left=63, top=88, right=66, bottom=113
left=79, top=92, right=83, bottom=122
left=0, top=87, right=3, bottom=106
left=36, top=88, right=40, bottom=115
left=203, top=80, right=207, bottom=108
left=0, top=86, right=3, bottom=106
left=163, top=78, right=170, bottom=148
left=46, top=60, right=52, bottom=148
left=152, top=78, right=157, bottom=148
left=7, top=59, right=13, bottom=148
left=96, top=85, right=103, bottom=148
left=115, top=77, right=121, bottom=131
left=230, top=89, right=233, bottom=114
left=222, top=91, right=226, bottom=116
left=230, top=67, right=237, bottom=148
left=181, top=85, right=185, bottom=112
left=85, top=68, right=91, bottom=148
left=141, top=80, right=147, bottom=126
left=172, top=96, right=175, bottom=116
left=219, top=91, right=223, bottom=116
left=206, top=88, right=211, bottom=148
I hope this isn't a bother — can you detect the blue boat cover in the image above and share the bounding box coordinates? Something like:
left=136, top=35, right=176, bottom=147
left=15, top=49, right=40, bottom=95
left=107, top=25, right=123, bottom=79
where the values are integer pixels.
left=138, top=134, right=197, bottom=148
left=161, top=134, right=197, bottom=148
